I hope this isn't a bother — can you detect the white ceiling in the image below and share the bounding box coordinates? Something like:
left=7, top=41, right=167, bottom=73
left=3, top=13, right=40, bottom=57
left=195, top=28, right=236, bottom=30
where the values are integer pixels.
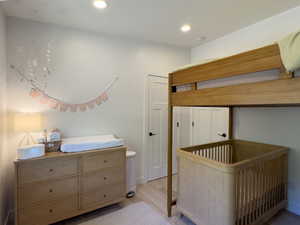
left=2, top=0, right=300, bottom=47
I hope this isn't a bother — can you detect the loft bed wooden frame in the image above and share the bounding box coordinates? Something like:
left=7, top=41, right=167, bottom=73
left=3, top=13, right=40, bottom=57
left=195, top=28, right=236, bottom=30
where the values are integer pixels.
left=167, top=43, right=299, bottom=217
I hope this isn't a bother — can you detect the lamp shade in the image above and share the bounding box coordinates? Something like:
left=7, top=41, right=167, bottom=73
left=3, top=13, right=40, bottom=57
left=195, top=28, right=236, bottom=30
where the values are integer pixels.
left=14, top=113, right=43, bottom=132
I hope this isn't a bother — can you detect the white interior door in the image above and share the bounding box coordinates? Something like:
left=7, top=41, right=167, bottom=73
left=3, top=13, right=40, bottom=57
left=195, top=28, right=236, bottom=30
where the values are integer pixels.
left=148, top=76, right=168, bottom=180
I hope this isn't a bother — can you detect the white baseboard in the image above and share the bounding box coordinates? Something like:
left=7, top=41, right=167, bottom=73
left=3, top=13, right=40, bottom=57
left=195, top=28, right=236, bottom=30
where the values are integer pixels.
left=288, top=201, right=300, bottom=216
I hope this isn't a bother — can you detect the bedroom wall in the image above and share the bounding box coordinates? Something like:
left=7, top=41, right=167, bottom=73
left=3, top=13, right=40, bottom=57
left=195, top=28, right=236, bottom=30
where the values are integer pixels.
left=6, top=17, right=189, bottom=188
left=0, top=5, right=8, bottom=225
left=191, top=5, right=300, bottom=215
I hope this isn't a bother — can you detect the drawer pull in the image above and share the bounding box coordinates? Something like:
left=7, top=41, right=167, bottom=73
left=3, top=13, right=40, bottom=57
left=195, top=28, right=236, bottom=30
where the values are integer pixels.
left=49, top=169, right=54, bottom=172
left=104, top=177, right=107, bottom=180
left=49, top=209, right=53, bottom=213
left=49, top=189, right=53, bottom=193
left=104, top=160, right=108, bottom=163
left=104, top=194, right=107, bottom=198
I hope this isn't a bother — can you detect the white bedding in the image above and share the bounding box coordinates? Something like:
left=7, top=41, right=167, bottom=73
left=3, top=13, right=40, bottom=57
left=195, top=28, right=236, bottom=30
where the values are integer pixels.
left=60, top=135, right=124, bottom=153
left=171, top=58, right=218, bottom=73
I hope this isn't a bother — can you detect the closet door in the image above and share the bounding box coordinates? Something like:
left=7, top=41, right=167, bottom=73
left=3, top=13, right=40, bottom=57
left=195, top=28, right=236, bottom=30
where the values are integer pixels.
left=191, top=108, right=212, bottom=145
left=172, top=107, right=192, bottom=174
left=191, top=107, right=229, bottom=145
left=179, top=107, right=192, bottom=148
left=210, top=108, right=230, bottom=142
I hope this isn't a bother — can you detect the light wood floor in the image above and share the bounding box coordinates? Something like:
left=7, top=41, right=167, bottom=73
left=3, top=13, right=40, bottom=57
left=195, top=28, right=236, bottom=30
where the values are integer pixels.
left=137, top=176, right=300, bottom=225
left=51, top=175, right=300, bottom=225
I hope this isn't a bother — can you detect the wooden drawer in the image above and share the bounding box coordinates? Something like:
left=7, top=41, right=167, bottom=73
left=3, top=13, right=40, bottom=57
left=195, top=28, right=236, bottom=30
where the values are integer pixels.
left=18, top=157, right=79, bottom=185
left=82, top=150, right=125, bottom=173
left=18, top=177, right=78, bottom=208
left=82, top=167, right=125, bottom=193
left=18, top=196, right=78, bottom=225
left=81, top=184, right=125, bottom=209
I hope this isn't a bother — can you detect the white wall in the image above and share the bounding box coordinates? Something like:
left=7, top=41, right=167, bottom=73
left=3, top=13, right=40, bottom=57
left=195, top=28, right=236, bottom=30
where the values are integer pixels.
left=6, top=17, right=189, bottom=187
left=191, top=6, right=300, bottom=215
left=0, top=5, right=8, bottom=225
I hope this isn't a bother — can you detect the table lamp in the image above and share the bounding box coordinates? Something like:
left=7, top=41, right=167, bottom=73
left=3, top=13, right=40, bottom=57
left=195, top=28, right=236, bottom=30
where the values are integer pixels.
left=14, top=112, right=43, bottom=146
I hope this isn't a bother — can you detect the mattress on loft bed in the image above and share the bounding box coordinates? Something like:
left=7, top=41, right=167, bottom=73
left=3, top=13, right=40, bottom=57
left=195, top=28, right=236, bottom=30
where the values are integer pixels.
left=60, top=135, right=124, bottom=153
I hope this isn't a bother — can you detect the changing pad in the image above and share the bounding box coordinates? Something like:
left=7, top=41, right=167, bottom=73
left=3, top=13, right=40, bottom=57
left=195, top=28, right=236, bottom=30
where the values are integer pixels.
left=60, top=135, right=124, bottom=153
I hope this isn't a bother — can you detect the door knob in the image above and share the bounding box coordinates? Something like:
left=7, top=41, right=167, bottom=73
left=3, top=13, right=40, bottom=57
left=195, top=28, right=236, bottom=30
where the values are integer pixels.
left=217, top=133, right=227, bottom=138
left=149, top=132, right=157, bottom=136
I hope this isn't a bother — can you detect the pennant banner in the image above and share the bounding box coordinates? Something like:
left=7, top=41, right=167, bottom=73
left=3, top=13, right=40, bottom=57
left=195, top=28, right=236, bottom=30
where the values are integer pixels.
left=28, top=77, right=118, bottom=112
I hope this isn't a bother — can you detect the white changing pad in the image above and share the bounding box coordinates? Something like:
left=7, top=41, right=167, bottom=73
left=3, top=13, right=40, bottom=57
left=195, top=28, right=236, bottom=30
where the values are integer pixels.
left=60, top=135, right=124, bottom=153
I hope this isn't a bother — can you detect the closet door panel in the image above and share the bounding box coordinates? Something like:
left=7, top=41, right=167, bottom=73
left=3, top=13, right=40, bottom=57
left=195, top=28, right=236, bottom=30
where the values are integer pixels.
left=173, top=107, right=180, bottom=174
left=211, top=108, right=230, bottom=142
left=179, top=107, right=192, bottom=148
left=192, top=108, right=212, bottom=145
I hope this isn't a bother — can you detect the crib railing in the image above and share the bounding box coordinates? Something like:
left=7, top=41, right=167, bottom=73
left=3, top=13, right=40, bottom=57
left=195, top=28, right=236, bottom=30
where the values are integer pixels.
left=191, top=141, right=234, bottom=164
left=179, top=140, right=289, bottom=225
left=235, top=155, right=288, bottom=225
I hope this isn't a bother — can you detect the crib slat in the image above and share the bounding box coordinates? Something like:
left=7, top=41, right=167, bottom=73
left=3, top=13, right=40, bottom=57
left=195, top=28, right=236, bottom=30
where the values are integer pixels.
left=266, top=172, right=270, bottom=211
left=219, top=145, right=222, bottom=161
left=224, top=145, right=228, bottom=163
left=271, top=172, right=275, bottom=209
left=276, top=168, right=280, bottom=205
left=276, top=166, right=280, bottom=205
left=246, top=169, right=250, bottom=225
left=236, top=171, right=240, bottom=225
left=239, top=170, right=243, bottom=225
left=278, top=160, right=283, bottom=203
left=223, top=146, right=226, bottom=163
left=222, top=146, right=225, bottom=163
left=250, top=169, right=255, bottom=224
left=253, top=166, right=258, bottom=222
left=220, top=145, right=222, bottom=163
left=273, top=173, right=277, bottom=208
left=264, top=163, right=268, bottom=214
left=268, top=169, right=272, bottom=211
left=242, top=169, right=246, bottom=225
left=223, top=145, right=226, bottom=163
left=272, top=172, right=276, bottom=209
left=262, top=164, right=266, bottom=215
left=245, top=169, right=249, bottom=225
left=256, top=165, right=260, bottom=220
left=259, top=163, right=264, bottom=218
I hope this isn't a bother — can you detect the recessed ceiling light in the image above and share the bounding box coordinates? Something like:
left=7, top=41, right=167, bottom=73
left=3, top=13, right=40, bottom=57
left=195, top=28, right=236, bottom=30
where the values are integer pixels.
left=181, top=24, right=191, bottom=33
left=93, top=0, right=108, bottom=9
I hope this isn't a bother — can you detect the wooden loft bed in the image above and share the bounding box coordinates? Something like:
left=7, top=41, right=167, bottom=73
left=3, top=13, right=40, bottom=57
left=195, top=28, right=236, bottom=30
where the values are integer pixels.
left=167, top=43, right=299, bottom=217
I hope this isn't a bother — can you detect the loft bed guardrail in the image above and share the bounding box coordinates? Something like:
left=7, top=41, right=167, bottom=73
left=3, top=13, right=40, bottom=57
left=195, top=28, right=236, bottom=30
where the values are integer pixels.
left=169, top=44, right=299, bottom=107
left=167, top=42, right=300, bottom=218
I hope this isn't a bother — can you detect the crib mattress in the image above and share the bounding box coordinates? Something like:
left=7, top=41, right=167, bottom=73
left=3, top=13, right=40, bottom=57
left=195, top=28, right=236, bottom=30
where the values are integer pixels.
left=60, top=135, right=124, bottom=153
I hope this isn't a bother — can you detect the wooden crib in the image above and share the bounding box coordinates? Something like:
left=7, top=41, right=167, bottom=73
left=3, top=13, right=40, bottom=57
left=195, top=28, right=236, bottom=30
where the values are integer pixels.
left=177, top=140, right=289, bottom=225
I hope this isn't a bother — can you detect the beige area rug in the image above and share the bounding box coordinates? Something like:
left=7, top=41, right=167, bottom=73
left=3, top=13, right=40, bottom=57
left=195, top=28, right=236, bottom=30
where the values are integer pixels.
left=70, top=202, right=174, bottom=225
